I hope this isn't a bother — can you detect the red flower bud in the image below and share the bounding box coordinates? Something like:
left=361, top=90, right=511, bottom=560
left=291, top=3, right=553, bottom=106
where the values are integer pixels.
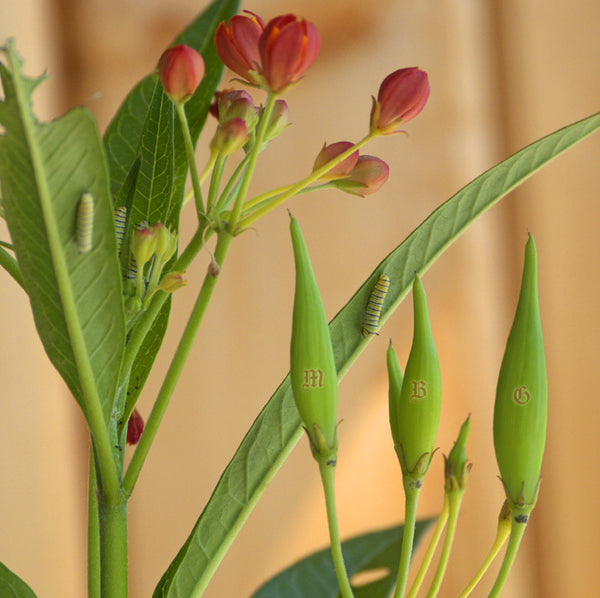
left=126, top=409, right=144, bottom=445
left=332, top=155, right=390, bottom=197
left=259, top=14, right=320, bottom=92
left=312, top=141, right=359, bottom=181
left=210, top=118, right=249, bottom=155
left=370, top=67, right=430, bottom=134
left=157, top=44, right=205, bottom=104
left=214, top=11, right=265, bottom=86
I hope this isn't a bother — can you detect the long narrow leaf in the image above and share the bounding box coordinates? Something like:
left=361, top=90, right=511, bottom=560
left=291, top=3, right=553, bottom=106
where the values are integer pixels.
left=0, top=562, right=38, bottom=598
left=0, top=42, right=125, bottom=423
left=154, top=110, right=600, bottom=598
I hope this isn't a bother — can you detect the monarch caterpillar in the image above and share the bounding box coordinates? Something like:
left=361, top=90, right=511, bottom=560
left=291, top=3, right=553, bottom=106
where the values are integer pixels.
left=114, top=206, right=127, bottom=255
left=77, top=192, right=94, bottom=253
left=362, top=273, right=390, bottom=336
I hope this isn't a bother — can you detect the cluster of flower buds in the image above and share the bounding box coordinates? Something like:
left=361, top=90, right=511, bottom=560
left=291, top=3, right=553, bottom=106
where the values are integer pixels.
left=126, top=222, right=185, bottom=309
left=312, top=141, right=390, bottom=197
left=215, top=11, right=320, bottom=93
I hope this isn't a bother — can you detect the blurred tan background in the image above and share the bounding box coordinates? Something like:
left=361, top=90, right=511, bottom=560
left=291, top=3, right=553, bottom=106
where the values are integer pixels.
left=1, top=1, right=599, bottom=597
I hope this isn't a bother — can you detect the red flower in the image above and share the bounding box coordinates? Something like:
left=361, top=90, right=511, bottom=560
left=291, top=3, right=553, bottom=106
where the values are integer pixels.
left=333, top=155, right=390, bottom=197
left=126, top=409, right=144, bottom=445
left=259, top=14, right=320, bottom=92
left=370, top=67, right=429, bottom=134
left=157, top=45, right=205, bottom=104
left=312, top=141, right=359, bottom=181
left=214, top=11, right=265, bottom=86
left=215, top=12, right=320, bottom=93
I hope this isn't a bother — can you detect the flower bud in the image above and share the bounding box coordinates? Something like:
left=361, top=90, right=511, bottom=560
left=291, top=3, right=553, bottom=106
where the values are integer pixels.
left=494, top=235, right=547, bottom=513
left=370, top=67, right=429, bottom=135
left=312, top=141, right=359, bottom=181
left=157, top=45, right=205, bottom=104
left=151, top=223, right=177, bottom=264
left=332, top=155, right=389, bottom=197
left=289, top=214, right=338, bottom=463
left=126, top=408, right=144, bottom=445
left=214, top=11, right=264, bottom=86
left=210, top=118, right=249, bottom=155
left=445, top=416, right=471, bottom=492
left=393, top=274, right=441, bottom=480
left=130, top=224, right=157, bottom=270
left=259, top=14, right=320, bottom=92
left=263, top=99, right=289, bottom=142
left=214, top=89, right=259, bottom=134
left=158, top=271, right=187, bottom=293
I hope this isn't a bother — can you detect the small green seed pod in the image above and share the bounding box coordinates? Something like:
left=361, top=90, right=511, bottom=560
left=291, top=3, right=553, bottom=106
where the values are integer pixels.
left=387, top=340, right=404, bottom=447
left=494, top=234, right=547, bottom=512
left=393, top=274, right=442, bottom=479
left=289, top=214, right=338, bottom=463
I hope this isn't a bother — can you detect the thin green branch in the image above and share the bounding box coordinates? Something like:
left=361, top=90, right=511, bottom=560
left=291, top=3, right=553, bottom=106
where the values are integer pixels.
left=488, top=516, right=528, bottom=598
left=406, top=496, right=449, bottom=598
left=319, top=462, right=355, bottom=598
left=87, top=448, right=100, bottom=598
left=176, top=102, right=205, bottom=218
left=122, top=231, right=234, bottom=496
left=394, top=481, right=421, bottom=598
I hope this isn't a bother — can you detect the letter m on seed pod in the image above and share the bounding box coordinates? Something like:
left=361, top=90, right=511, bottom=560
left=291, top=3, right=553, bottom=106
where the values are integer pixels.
left=289, top=214, right=338, bottom=463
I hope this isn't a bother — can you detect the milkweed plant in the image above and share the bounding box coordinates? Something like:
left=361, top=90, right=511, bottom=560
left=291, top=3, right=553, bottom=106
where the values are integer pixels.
left=0, top=1, right=597, bottom=597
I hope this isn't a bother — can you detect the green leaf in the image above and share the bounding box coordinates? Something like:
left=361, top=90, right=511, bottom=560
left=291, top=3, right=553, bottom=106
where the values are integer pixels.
left=102, top=0, right=240, bottom=420
left=0, top=562, right=38, bottom=598
left=154, top=110, right=600, bottom=598
left=0, top=42, right=125, bottom=423
left=251, top=521, right=434, bottom=598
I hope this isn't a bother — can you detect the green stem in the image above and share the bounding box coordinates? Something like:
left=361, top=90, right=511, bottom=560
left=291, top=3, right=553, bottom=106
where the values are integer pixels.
left=235, top=134, right=375, bottom=231
left=228, top=93, right=278, bottom=230
left=426, top=490, right=464, bottom=597
left=88, top=448, right=100, bottom=598
left=214, top=153, right=252, bottom=213
left=0, top=245, right=25, bottom=289
left=176, top=102, right=205, bottom=218
left=98, top=494, right=128, bottom=598
left=319, top=462, right=355, bottom=598
left=394, top=479, right=421, bottom=598
left=406, top=496, right=449, bottom=598
left=122, top=231, right=234, bottom=496
left=457, top=503, right=511, bottom=598
left=206, top=153, right=226, bottom=215
left=488, top=515, right=528, bottom=598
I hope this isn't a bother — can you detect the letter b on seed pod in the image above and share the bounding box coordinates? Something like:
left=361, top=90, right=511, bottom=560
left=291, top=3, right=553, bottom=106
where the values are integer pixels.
left=494, top=235, right=547, bottom=512
left=390, top=274, right=442, bottom=480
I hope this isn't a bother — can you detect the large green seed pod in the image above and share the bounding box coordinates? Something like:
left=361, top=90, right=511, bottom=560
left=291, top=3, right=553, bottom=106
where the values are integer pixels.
left=494, top=234, right=547, bottom=511
left=289, top=215, right=338, bottom=462
left=393, top=274, right=442, bottom=479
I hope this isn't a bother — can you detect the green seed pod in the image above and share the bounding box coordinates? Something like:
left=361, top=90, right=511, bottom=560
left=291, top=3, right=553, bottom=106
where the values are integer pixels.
left=494, top=234, right=547, bottom=513
left=289, top=214, right=338, bottom=463
left=387, top=341, right=404, bottom=448
left=445, top=416, right=471, bottom=492
left=394, top=274, right=442, bottom=479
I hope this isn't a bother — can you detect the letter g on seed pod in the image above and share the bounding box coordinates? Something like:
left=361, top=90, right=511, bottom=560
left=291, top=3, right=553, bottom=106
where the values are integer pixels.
left=289, top=214, right=338, bottom=464
left=494, top=234, right=547, bottom=515
left=390, top=274, right=442, bottom=482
